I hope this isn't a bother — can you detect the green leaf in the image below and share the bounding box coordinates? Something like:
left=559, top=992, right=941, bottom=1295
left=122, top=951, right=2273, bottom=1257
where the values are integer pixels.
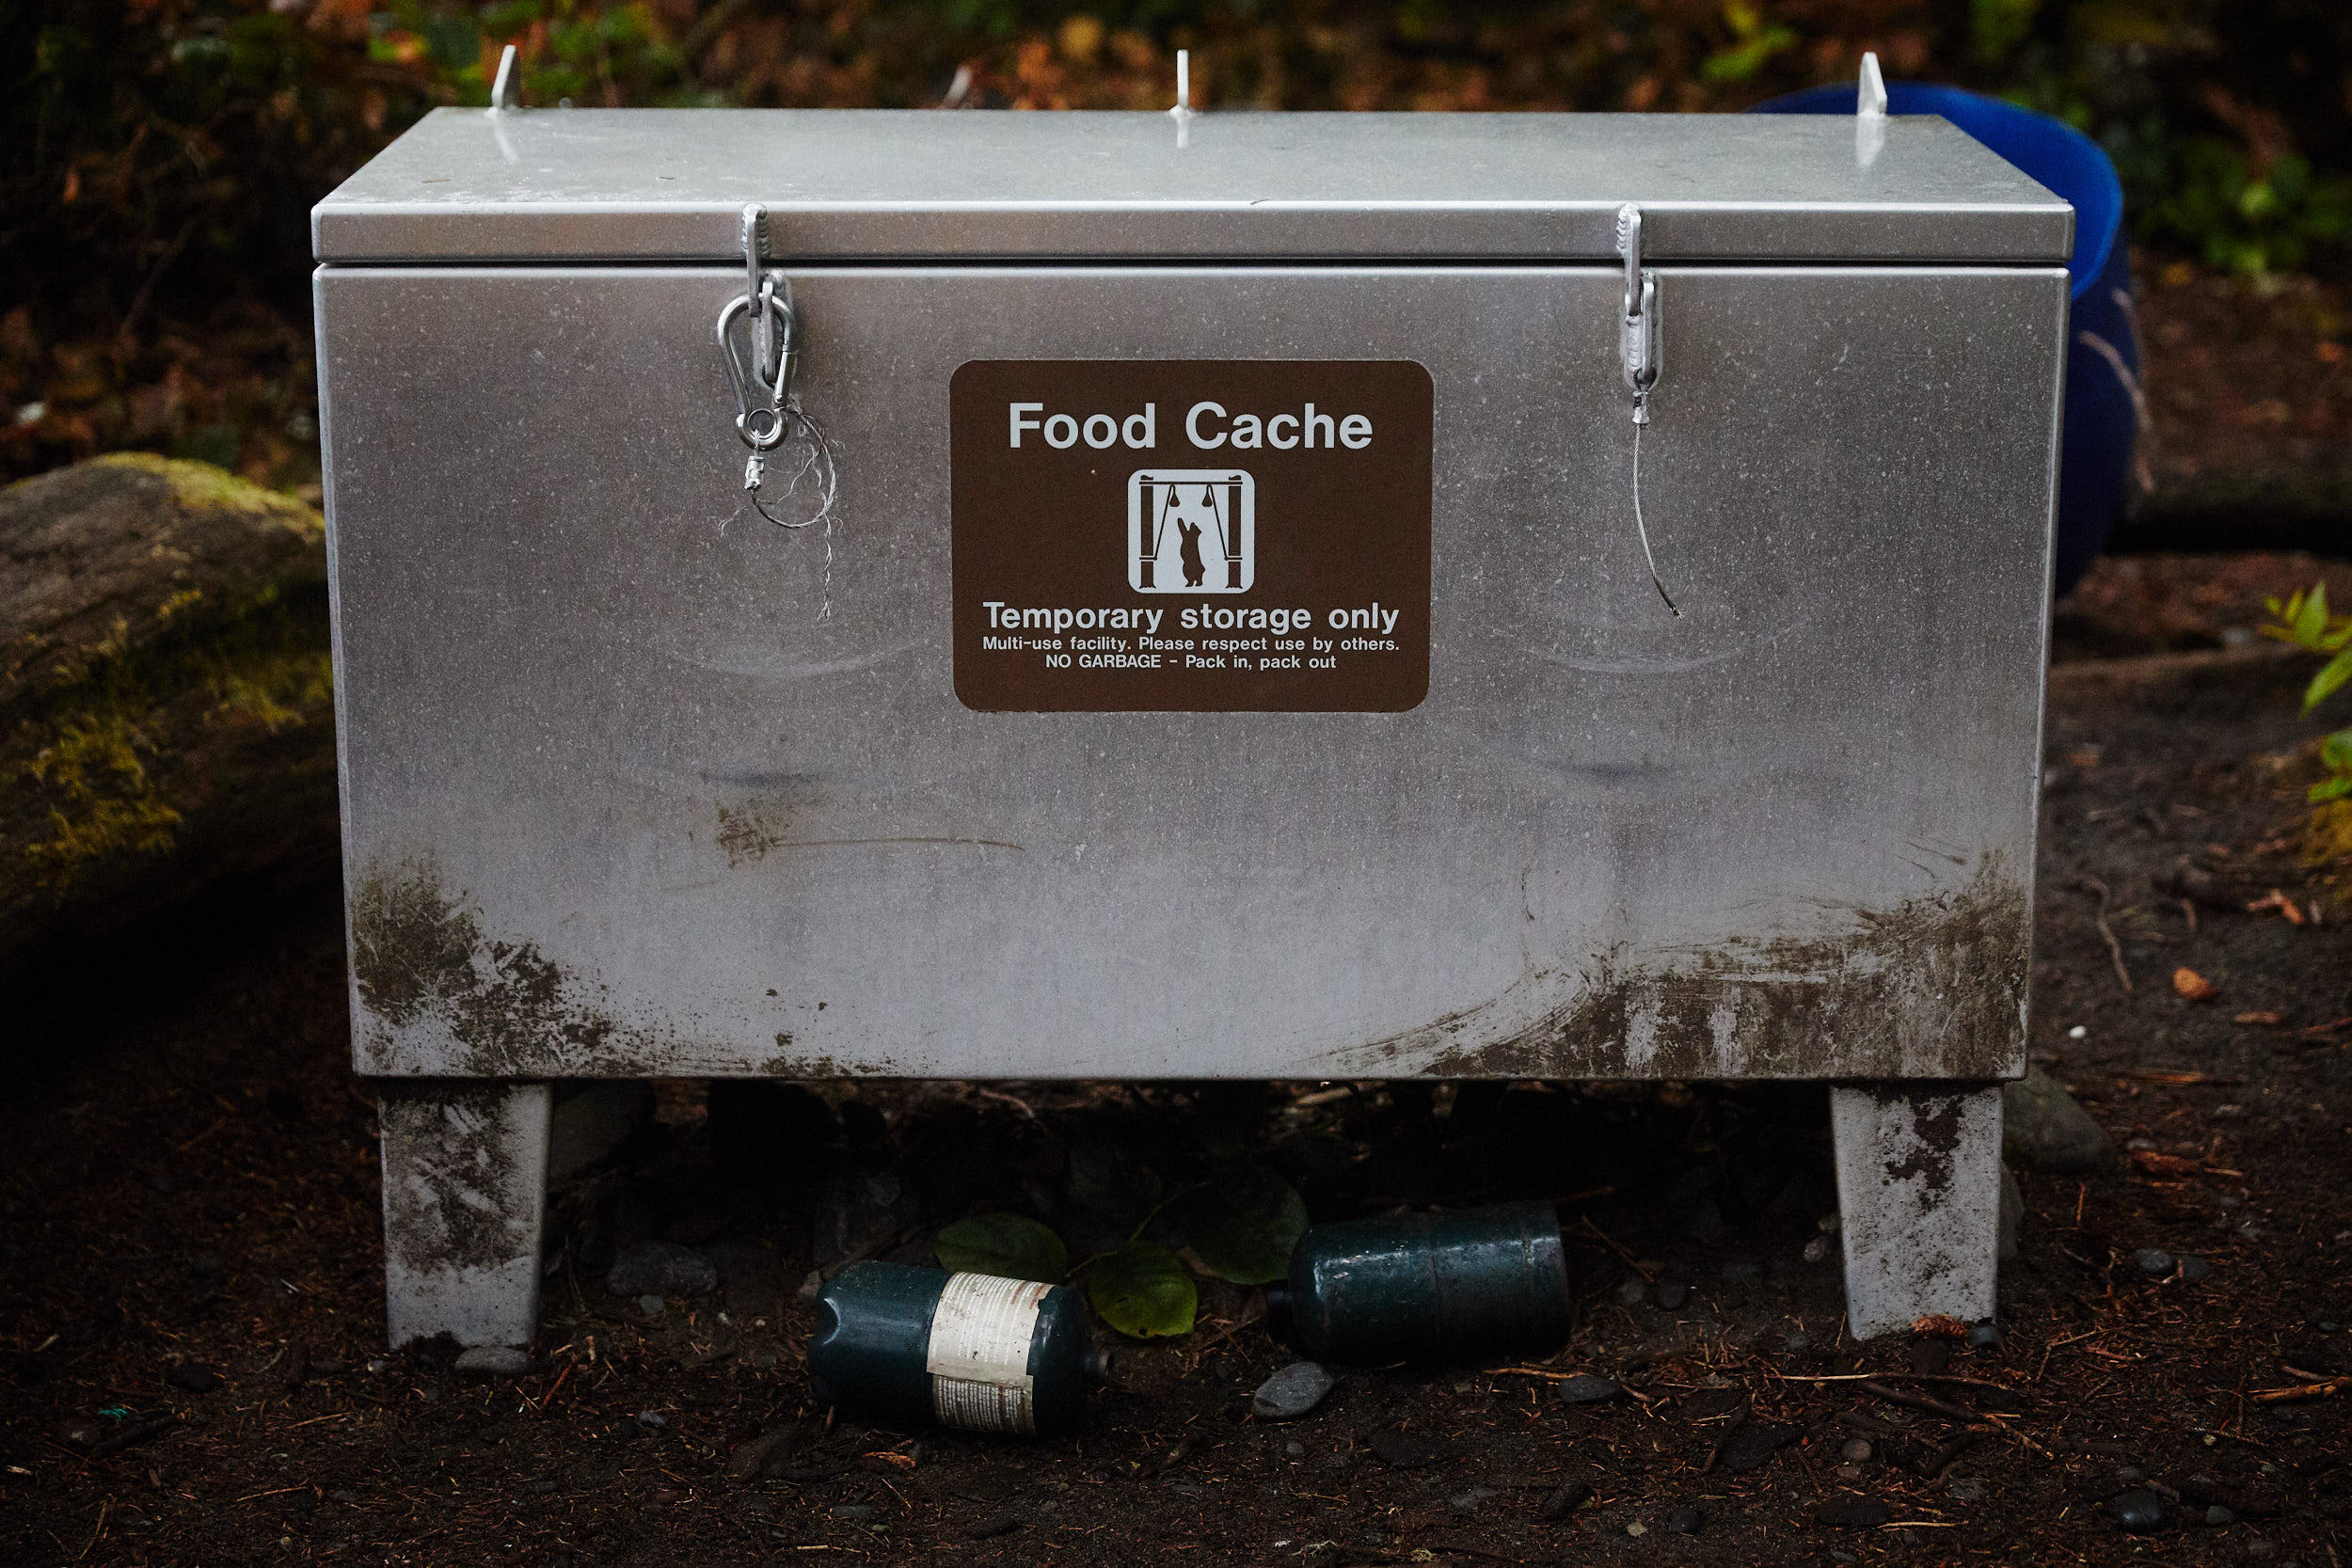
left=1068, top=1141, right=1162, bottom=1229
left=1174, top=1163, right=1309, bottom=1285
left=1087, top=1242, right=1196, bottom=1338
left=2321, top=730, right=2352, bottom=773
left=932, top=1213, right=1068, bottom=1284
left=2294, top=581, right=2330, bottom=648
left=2307, top=648, right=2352, bottom=715
left=2312, top=773, right=2352, bottom=803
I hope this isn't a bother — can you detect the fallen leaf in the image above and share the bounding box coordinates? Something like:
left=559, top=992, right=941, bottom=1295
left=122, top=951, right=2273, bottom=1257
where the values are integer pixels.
left=1910, top=1316, right=1969, bottom=1340
left=2247, top=890, right=2308, bottom=926
left=2172, top=967, right=2220, bottom=1001
left=2233, top=1010, right=2283, bottom=1025
left=2130, top=1149, right=2203, bottom=1178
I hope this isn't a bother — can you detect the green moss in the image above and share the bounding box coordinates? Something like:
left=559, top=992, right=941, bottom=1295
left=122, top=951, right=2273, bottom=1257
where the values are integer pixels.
left=93, top=451, right=324, bottom=542
left=19, top=714, right=183, bottom=886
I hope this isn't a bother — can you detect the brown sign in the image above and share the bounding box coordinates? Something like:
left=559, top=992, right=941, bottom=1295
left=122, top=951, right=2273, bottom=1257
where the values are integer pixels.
left=951, top=360, right=1432, bottom=713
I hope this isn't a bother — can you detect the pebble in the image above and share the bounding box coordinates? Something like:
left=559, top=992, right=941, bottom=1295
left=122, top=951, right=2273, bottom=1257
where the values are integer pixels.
left=1539, top=1481, right=1592, bottom=1521
left=1655, top=1282, right=1691, bottom=1311
left=605, top=1240, right=719, bottom=1298
left=1253, top=1362, right=1336, bottom=1421
left=2003, top=1071, right=2114, bottom=1171
left=1369, top=1430, right=1446, bottom=1469
left=2244, top=1539, right=2277, bottom=1559
left=1968, top=1321, right=2004, bottom=1351
left=1665, top=1505, right=1703, bottom=1535
left=2108, top=1488, right=2170, bottom=1532
left=2132, top=1249, right=2176, bottom=1277
left=1716, top=1422, right=1797, bottom=1474
left=1615, top=1275, right=1649, bottom=1307
left=2207, top=1505, right=2236, bottom=1527
left=1841, top=1438, right=1872, bottom=1464
left=1554, top=1375, right=1622, bottom=1405
left=1802, top=1236, right=1834, bottom=1263
left=1817, top=1496, right=1890, bottom=1528
left=1836, top=1464, right=1863, bottom=1480
left=56, top=1416, right=103, bottom=1448
left=733, top=1495, right=774, bottom=1520
left=1948, top=1478, right=1987, bottom=1503
left=1625, top=1521, right=1647, bottom=1538
left=638, top=1295, right=666, bottom=1316
left=453, top=1345, right=530, bottom=1376
left=1283, top=1440, right=1307, bottom=1460
left=2180, top=1256, right=2213, bottom=1283
left=1447, top=1487, right=1496, bottom=1513
left=2117, top=1467, right=2144, bottom=1483
left=832, top=1504, right=876, bottom=1522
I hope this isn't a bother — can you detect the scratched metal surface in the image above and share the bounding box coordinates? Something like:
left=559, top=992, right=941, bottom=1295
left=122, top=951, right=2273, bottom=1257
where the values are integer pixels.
left=317, top=264, right=2062, bottom=1082
left=310, top=107, right=2073, bottom=266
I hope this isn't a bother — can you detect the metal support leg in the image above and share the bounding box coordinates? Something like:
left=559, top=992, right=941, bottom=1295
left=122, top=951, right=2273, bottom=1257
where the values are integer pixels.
left=378, top=1079, right=552, bottom=1349
left=1830, top=1082, right=2003, bottom=1338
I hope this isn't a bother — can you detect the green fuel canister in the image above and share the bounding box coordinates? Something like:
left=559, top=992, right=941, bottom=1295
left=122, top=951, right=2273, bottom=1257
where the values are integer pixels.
left=1272, top=1199, right=1572, bottom=1366
left=808, top=1262, right=1090, bottom=1436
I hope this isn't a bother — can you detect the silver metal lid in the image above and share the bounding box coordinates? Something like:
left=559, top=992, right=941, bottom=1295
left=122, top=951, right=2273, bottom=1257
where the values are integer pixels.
left=312, top=107, right=2071, bottom=265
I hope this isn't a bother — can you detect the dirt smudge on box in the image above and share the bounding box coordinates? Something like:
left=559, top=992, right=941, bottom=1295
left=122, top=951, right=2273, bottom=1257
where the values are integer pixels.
left=1343, top=857, right=2030, bottom=1082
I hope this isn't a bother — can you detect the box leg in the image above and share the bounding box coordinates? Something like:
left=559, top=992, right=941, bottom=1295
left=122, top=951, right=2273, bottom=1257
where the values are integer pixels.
left=377, top=1079, right=551, bottom=1349
left=1829, top=1082, right=2002, bottom=1338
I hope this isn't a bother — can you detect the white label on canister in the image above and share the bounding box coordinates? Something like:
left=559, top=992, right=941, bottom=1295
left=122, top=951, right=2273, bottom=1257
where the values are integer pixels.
left=925, top=1273, right=1050, bottom=1435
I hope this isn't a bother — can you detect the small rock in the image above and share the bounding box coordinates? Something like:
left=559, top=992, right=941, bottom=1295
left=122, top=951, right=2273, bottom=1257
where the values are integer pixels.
left=1909, top=1339, right=1952, bottom=1376
left=638, top=1294, right=666, bottom=1316
left=56, top=1416, right=103, bottom=1448
left=2108, top=1488, right=2170, bottom=1532
left=732, top=1494, right=774, bottom=1520
left=1626, top=1521, right=1647, bottom=1538
left=634, top=1409, right=667, bottom=1428
left=609, top=1417, right=646, bottom=1442
left=1369, top=1430, right=1446, bottom=1469
left=2207, top=1505, right=2236, bottom=1527
left=1539, top=1481, right=1592, bottom=1521
left=2117, top=1467, right=2144, bottom=1483
left=1283, top=1440, right=1306, bottom=1460
left=1615, top=1275, right=1649, bottom=1307
left=1654, top=1282, right=1691, bottom=1311
left=1252, top=1362, right=1335, bottom=1421
left=1447, top=1487, right=1495, bottom=1513
left=832, top=1503, right=876, bottom=1522
left=1554, top=1375, right=1622, bottom=1406
left=2132, top=1249, right=2175, bottom=1278
left=2003, top=1071, right=2113, bottom=1172
left=727, top=1428, right=800, bottom=1481
left=1836, top=1463, right=1864, bottom=1481
left=454, top=1345, right=530, bottom=1376
left=1841, top=1438, right=1872, bottom=1464
left=605, top=1240, right=718, bottom=1298
left=2244, top=1538, right=2277, bottom=1559
left=166, top=1363, right=225, bottom=1393
left=1716, top=1421, right=1798, bottom=1474
left=1947, top=1478, right=1987, bottom=1503
left=1802, top=1234, right=1834, bottom=1264
left=1666, top=1505, right=1703, bottom=1534
left=328, top=1489, right=357, bottom=1504
left=2179, top=1256, right=2213, bottom=1283
left=1817, top=1496, right=1890, bottom=1528
left=1968, top=1321, right=2004, bottom=1351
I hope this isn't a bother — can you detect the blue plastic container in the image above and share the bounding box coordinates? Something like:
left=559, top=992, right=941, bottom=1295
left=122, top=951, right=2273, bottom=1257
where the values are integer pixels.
left=1752, top=83, right=2137, bottom=596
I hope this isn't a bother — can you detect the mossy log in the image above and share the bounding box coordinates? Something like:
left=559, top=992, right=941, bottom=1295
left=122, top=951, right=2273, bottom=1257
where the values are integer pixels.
left=2, top=454, right=336, bottom=976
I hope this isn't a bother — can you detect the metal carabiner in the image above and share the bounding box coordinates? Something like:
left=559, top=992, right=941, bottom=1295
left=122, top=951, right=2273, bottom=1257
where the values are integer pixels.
left=716, top=278, right=797, bottom=451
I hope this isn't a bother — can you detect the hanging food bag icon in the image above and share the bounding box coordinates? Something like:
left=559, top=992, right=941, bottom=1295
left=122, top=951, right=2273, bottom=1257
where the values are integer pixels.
left=1129, top=469, right=1254, bottom=594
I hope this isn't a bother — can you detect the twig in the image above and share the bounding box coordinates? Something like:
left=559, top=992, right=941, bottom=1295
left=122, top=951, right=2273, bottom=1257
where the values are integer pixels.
left=1773, top=1372, right=2014, bottom=1389
left=1576, top=1216, right=1652, bottom=1282
left=1860, top=1381, right=1981, bottom=1422
left=2080, top=878, right=2132, bottom=992
left=968, top=1087, right=1038, bottom=1121
left=2252, top=1376, right=2349, bottom=1402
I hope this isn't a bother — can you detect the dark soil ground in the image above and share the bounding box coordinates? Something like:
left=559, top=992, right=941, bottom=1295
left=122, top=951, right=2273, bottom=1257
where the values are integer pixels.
left=3, top=555, right=2349, bottom=1567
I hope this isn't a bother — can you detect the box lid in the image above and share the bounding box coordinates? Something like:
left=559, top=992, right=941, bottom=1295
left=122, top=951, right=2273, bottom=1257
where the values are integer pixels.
left=312, top=107, right=2072, bottom=265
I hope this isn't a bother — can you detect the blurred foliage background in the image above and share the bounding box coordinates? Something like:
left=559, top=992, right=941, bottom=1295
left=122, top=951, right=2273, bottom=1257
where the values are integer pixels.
left=4, top=0, right=2348, bottom=488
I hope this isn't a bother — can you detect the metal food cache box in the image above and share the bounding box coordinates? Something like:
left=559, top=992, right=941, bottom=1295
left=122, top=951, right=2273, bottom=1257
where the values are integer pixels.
left=314, top=98, right=2069, bottom=1351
